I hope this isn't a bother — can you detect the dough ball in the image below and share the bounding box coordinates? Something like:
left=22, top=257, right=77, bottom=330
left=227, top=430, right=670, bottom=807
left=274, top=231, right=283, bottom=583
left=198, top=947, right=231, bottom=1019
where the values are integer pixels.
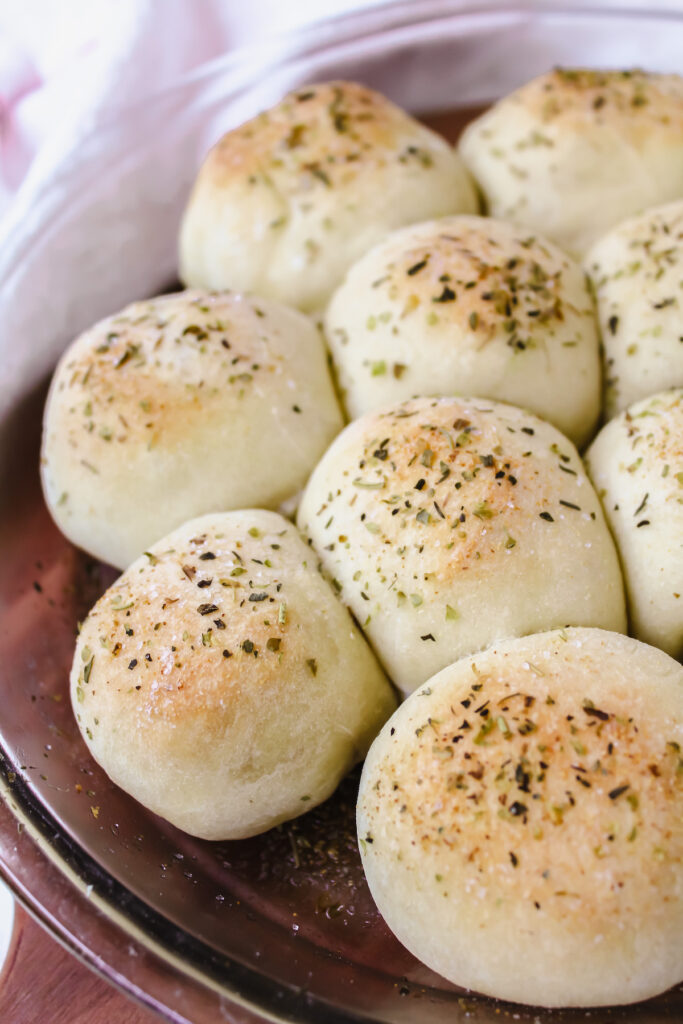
left=459, top=69, right=683, bottom=257
left=325, top=215, right=600, bottom=446
left=358, top=627, right=683, bottom=1007
left=71, top=510, right=395, bottom=840
left=585, top=199, right=683, bottom=418
left=297, top=397, right=626, bottom=697
left=179, top=81, right=477, bottom=313
left=41, top=290, right=343, bottom=569
left=586, top=390, right=683, bottom=658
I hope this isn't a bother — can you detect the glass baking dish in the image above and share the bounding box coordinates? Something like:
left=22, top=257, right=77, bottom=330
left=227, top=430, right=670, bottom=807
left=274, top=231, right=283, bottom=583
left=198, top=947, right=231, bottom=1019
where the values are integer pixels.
left=1, top=3, right=682, bottom=1022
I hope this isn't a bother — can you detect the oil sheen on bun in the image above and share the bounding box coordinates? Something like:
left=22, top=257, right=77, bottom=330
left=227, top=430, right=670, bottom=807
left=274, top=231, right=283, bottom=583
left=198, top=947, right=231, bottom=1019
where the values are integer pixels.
left=325, top=215, right=600, bottom=446
left=459, top=69, right=683, bottom=256
left=41, top=290, right=343, bottom=569
left=179, top=81, right=477, bottom=313
left=71, top=510, right=396, bottom=840
left=358, top=628, right=683, bottom=1007
left=297, top=396, right=626, bottom=696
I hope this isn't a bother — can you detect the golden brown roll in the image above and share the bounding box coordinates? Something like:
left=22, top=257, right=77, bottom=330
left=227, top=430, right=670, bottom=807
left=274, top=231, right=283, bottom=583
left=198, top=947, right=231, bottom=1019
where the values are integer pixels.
left=71, top=510, right=396, bottom=840
left=358, top=627, right=683, bottom=1007
left=325, top=215, right=600, bottom=445
left=297, top=396, right=626, bottom=696
left=586, top=389, right=683, bottom=659
left=41, top=289, right=343, bottom=568
left=585, top=199, right=683, bottom=417
left=179, top=81, right=477, bottom=312
left=459, top=69, right=683, bottom=256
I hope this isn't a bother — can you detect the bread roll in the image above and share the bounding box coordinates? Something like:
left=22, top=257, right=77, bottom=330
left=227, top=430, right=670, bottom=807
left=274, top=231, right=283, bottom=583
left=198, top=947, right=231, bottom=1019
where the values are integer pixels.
left=585, top=199, right=683, bottom=417
left=179, top=81, right=477, bottom=313
left=358, top=627, right=683, bottom=1007
left=297, top=397, right=626, bottom=696
left=586, top=390, right=683, bottom=658
left=459, top=69, right=683, bottom=257
left=41, top=290, right=343, bottom=569
left=71, top=510, right=395, bottom=840
left=325, top=215, right=600, bottom=445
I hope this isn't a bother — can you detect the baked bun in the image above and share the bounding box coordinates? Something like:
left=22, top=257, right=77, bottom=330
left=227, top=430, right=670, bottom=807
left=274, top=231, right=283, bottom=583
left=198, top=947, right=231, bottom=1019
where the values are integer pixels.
left=71, top=510, right=395, bottom=840
left=585, top=199, right=683, bottom=417
left=586, top=390, right=683, bottom=659
left=325, top=215, right=600, bottom=446
left=179, top=81, right=477, bottom=313
left=358, top=627, right=683, bottom=1007
left=297, top=397, right=626, bottom=696
left=459, top=69, right=683, bottom=257
left=41, top=290, right=343, bottom=569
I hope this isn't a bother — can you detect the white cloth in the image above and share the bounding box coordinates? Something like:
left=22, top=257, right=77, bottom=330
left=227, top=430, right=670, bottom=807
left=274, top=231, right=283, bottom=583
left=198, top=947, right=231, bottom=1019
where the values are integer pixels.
left=0, top=0, right=389, bottom=212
